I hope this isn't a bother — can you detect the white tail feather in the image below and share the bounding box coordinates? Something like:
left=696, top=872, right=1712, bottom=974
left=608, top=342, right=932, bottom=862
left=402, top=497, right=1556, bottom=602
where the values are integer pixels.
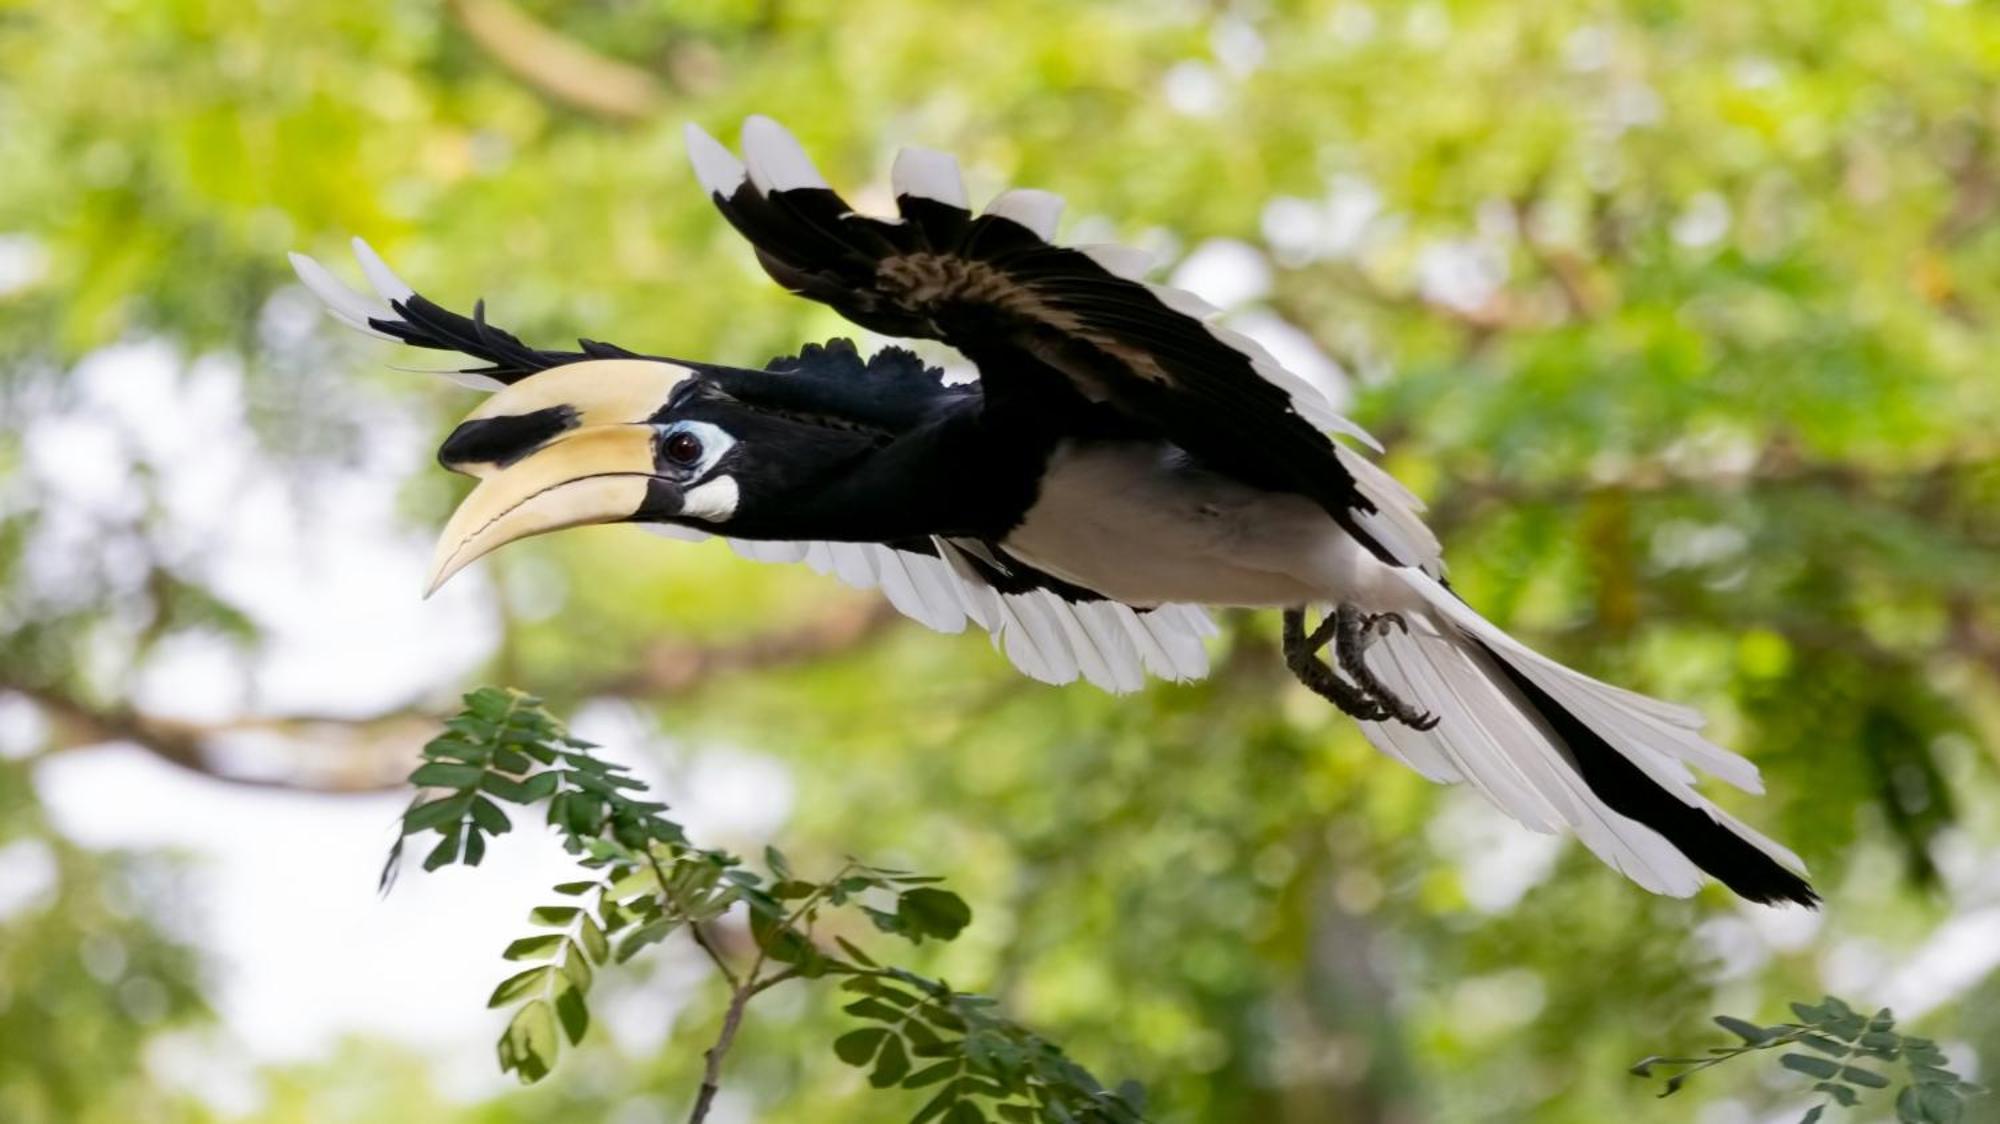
left=1339, top=569, right=1810, bottom=899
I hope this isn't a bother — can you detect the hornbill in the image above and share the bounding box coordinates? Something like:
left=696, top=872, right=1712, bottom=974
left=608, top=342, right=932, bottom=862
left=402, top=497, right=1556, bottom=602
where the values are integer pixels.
left=292, top=117, right=1815, bottom=908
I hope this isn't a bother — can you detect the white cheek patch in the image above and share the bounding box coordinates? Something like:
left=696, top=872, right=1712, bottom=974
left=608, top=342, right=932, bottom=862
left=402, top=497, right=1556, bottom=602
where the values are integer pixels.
left=679, top=475, right=740, bottom=522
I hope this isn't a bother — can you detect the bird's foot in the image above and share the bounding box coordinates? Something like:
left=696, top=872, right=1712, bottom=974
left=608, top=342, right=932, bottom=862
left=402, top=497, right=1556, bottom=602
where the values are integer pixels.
left=1283, top=607, right=1397, bottom=722
left=1331, top=603, right=1440, bottom=731
left=1283, top=605, right=1438, bottom=728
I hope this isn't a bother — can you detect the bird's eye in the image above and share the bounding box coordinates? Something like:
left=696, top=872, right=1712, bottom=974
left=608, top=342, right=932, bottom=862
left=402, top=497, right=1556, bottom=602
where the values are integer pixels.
left=663, top=430, right=704, bottom=466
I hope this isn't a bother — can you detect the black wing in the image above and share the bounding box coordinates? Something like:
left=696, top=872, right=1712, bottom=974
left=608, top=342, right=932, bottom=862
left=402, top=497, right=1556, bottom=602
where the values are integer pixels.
left=684, top=118, right=1438, bottom=572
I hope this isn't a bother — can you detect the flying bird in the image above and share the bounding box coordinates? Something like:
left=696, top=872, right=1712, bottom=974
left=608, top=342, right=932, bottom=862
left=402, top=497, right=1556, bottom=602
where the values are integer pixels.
left=292, top=117, right=1814, bottom=907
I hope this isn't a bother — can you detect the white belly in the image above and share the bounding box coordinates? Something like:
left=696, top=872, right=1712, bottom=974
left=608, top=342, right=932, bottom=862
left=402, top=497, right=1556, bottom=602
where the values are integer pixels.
left=999, top=441, right=1402, bottom=609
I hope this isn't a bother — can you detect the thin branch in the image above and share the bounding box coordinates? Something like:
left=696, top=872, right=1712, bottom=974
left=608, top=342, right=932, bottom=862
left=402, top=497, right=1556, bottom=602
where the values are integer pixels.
left=687, top=977, right=756, bottom=1124
left=5, top=598, right=904, bottom=792
left=446, top=0, right=666, bottom=121
left=585, top=598, right=902, bottom=699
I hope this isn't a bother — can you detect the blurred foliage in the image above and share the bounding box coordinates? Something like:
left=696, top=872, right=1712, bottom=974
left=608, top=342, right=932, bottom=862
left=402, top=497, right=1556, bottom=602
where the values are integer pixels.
left=1, top=0, right=1998, bottom=1122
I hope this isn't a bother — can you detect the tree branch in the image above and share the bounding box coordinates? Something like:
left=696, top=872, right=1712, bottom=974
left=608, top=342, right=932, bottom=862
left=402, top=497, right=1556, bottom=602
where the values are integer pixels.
left=446, top=0, right=666, bottom=122
left=5, top=597, right=905, bottom=792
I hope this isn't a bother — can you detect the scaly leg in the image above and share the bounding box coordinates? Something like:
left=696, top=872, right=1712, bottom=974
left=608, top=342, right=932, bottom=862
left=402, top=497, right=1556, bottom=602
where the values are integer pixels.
left=1332, top=603, right=1440, bottom=731
left=1281, top=607, right=1394, bottom=722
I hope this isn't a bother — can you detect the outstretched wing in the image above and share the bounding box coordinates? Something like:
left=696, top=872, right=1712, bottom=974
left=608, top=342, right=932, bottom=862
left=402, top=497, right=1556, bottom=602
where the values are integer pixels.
left=288, top=240, right=652, bottom=390
left=290, top=242, right=1215, bottom=692
left=685, top=118, right=1441, bottom=575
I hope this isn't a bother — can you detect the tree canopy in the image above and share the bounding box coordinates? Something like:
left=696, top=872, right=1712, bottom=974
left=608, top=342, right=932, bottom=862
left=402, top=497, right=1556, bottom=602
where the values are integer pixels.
left=1, top=1, right=1996, bottom=1122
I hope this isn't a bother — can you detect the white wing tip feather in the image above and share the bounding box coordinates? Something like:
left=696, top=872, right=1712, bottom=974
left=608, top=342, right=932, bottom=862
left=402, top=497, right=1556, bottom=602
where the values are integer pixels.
left=740, top=115, right=824, bottom=193
left=288, top=251, right=396, bottom=340
left=984, top=188, right=1064, bottom=240
left=348, top=237, right=415, bottom=302
left=891, top=146, right=968, bottom=208
left=684, top=121, right=748, bottom=196
left=1147, top=283, right=1222, bottom=321
left=1077, top=243, right=1156, bottom=280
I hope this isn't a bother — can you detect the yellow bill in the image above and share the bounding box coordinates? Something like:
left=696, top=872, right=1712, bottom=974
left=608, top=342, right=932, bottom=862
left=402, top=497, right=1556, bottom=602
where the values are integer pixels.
left=426, top=424, right=659, bottom=596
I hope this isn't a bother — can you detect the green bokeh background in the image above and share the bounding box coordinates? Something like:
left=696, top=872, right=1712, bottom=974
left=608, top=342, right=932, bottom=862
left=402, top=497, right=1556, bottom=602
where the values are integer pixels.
left=2, top=1, right=1997, bottom=1121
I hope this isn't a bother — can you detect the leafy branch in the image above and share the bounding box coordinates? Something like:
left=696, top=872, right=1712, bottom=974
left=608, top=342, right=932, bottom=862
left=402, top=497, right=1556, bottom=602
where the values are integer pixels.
left=384, top=687, right=1147, bottom=1124
left=1632, top=995, right=1986, bottom=1123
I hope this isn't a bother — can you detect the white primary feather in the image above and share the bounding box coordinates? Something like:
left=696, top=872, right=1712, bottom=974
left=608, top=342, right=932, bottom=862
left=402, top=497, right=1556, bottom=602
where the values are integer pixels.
left=891, top=146, right=968, bottom=208
left=292, top=246, right=513, bottom=389
left=929, top=540, right=1211, bottom=691
left=288, top=252, right=397, bottom=340
left=728, top=538, right=809, bottom=564
left=740, top=115, right=826, bottom=193
left=350, top=237, right=415, bottom=302
left=684, top=122, right=749, bottom=197
left=1076, top=243, right=1155, bottom=281
left=983, top=188, right=1065, bottom=239
left=1145, top=283, right=1222, bottom=321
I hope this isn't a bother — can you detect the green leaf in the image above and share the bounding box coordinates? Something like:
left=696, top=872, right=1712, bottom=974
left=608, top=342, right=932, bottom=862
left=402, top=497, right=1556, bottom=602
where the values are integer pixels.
left=488, top=966, right=552, bottom=1008
left=1799, top=1034, right=1849, bottom=1057
left=502, top=934, right=566, bottom=961
left=869, top=1032, right=910, bottom=1087
left=469, top=795, right=512, bottom=836
left=615, top=918, right=680, bottom=963
left=478, top=774, right=539, bottom=804
left=1715, top=1015, right=1773, bottom=1044
left=834, top=1027, right=888, bottom=1067
left=553, top=880, right=598, bottom=897
left=1842, top=1065, right=1891, bottom=1088
left=763, top=846, right=791, bottom=880
left=410, top=761, right=488, bottom=789
left=404, top=793, right=472, bottom=834
left=1781, top=1054, right=1841, bottom=1080
left=897, top=888, right=973, bottom=942
left=844, top=998, right=905, bottom=1023
left=577, top=914, right=609, bottom=964
left=423, top=828, right=462, bottom=871
left=560, top=944, right=594, bottom=992
left=496, top=999, right=558, bottom=1084
left=1919, top=1085, right=1964, bottom=1124
left=911, top=1078, right=968, bottom=1124
left=1814, top=1082, right=1860, bottom=1106
left=462, top=831, right=486, bottom=867
left=554, top=983, right=590, bottom=1045
left=1799, top=1107, right=1823, bottom=1124
left=904, top=1060, right=959, bottom=1089
left=944, top=1102, right=985, bottom=1124
left=529, top=905, right=580, bottom=927
left=834, top=936, right=878, bottom=968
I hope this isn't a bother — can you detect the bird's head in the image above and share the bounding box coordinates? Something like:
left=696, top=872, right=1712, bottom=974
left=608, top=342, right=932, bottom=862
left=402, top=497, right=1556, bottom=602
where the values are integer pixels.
left=424, top=359, right=879, bottom=594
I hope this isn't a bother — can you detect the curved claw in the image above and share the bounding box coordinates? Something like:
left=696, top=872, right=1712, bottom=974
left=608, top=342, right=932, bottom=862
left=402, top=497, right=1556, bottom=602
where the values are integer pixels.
left=1333, top=604, right=1441, bottom=732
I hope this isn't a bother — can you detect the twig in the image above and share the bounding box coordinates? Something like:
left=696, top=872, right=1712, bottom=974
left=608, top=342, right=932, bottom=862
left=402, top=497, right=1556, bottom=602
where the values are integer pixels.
left=685, top=965, right=802, bottom=1123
